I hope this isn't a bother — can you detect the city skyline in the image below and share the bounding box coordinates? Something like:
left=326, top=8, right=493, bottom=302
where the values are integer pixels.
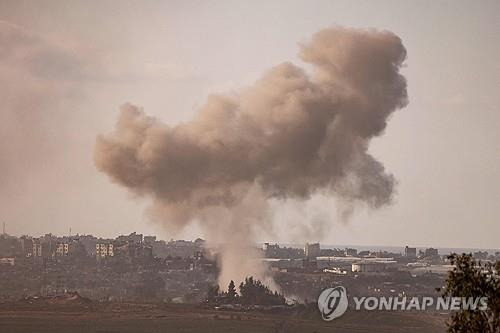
left=2, top=228, right=499, bottom=254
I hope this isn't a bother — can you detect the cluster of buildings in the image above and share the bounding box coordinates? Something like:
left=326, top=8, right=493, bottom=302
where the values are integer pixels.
left=268, top=243, right=500, bottom=303
left=0, top=232, right=216, bottom=302
left=261, top=242, right=500, bottom=276
left=1, top=229, right=499, bottom=304
left=0, top=232, right=150, bottom=262
left=0, top=232, right=208, bottom=266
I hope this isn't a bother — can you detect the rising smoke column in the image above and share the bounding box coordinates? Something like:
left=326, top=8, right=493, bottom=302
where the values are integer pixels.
left=94, top=27, right=408, bottom=288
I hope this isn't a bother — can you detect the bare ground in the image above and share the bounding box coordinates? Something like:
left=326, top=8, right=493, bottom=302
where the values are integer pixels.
left=0, top=302, right=448, bottom=333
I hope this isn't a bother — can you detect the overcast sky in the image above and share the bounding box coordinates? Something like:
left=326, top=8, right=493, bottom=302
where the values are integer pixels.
left=0, top=0, right=498, bottom=249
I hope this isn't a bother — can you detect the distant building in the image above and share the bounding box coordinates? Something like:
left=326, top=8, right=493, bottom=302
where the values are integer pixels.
left=19, top=236, right=34, bottom=257
left=262, top=243, right=280, bottom=257
left=358, top=250, right=371, bottom=257
left=33, top=239, right=42, bottom=257
left=404, top=246, right=417, bottom=258
left=424, top=247, right=439, bottom=258
left=96, top=243, right=114, bottom=258
left=117, top=232, right=143, bottom=244
left=56, top=243, right=69, bottom=256
left=304, top=243, right=320, bottom=258
left=324, top=267, right=348, bottom=275
left=345, top=248, right=358, bottom=256
left=352, top=261, right=393, bottom=273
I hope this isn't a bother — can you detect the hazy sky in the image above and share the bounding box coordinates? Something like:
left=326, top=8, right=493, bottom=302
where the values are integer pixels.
left=0, top=0, right=499, bottom=249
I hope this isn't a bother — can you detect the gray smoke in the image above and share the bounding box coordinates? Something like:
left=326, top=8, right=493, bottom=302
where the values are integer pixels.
left=94, top=26, right=408, bottom=287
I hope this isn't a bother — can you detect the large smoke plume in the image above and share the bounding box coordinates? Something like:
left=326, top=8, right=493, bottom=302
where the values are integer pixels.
left=94, top=27, right=408, bottom=288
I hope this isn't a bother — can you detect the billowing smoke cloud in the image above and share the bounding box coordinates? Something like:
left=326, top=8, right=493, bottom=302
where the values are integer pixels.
left=95, top=26, right=408, bottom=288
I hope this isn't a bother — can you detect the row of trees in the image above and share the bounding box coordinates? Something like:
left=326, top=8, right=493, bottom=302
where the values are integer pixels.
left=207, top=276, right=285, bottom=305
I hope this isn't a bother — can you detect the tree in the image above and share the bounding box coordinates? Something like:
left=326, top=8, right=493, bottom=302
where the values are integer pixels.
left=442, top=253, right=499, bottom=332
left=227, top=280, right=237, bottom=301
left=239, top=276, right=285, bottom=305
left=206, top=277, right=285, bottom=305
